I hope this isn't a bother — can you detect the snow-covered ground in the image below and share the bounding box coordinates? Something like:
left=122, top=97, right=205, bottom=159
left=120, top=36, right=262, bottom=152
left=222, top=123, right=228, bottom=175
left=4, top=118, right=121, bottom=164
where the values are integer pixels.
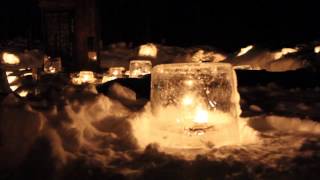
left=1, top=43, right=320, bottom=179
left=1, top=81, right=320, bottom=179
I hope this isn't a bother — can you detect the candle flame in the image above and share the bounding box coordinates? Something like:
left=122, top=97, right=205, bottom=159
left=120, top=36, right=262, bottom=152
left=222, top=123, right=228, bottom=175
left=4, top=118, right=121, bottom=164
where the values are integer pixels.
left=182, top=95, right=193, bottom=106
left=193, top=107, right=209, bottom=124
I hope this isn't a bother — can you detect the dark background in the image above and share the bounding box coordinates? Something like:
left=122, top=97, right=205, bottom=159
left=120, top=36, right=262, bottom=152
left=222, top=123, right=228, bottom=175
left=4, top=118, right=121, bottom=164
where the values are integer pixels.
left=0, top=0, right=319, bottom=52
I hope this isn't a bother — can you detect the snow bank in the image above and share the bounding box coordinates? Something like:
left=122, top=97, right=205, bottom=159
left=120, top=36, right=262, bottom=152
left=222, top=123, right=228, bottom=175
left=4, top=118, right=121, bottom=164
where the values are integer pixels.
left=1, top=84, right=320, bottom=179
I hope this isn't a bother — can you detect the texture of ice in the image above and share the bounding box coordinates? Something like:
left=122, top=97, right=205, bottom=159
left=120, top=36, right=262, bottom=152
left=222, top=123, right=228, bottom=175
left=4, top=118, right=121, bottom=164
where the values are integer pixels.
left=148, top=63, right=243, bottom=148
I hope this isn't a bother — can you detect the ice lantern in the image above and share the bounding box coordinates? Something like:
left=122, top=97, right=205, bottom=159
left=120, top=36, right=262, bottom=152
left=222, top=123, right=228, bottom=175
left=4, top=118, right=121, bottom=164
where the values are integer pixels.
left=129, top=60, right=152, bottom=78
left=151, top=63, right=241, bottom=148
left=43, top=56, right=62, bottom=74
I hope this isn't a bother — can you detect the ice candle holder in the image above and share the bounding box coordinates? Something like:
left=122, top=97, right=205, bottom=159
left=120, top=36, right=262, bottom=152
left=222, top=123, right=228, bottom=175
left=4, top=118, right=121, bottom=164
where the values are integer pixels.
left=43, top=56, right=62, bottom=74
left=151, top=63, right=241, bottom=147
left=108, top=67, right=125, bottom=78
left=129, top=60, right=152, bottom=78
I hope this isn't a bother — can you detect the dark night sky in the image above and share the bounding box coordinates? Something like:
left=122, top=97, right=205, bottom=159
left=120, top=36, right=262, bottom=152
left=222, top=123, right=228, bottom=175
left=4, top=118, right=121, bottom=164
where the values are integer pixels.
left=0, top=0, right=319, bottom=51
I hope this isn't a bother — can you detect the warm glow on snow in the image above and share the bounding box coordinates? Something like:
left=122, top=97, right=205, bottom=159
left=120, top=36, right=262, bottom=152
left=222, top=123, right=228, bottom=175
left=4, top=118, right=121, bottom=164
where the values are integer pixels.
left=191, top=50, right=226, bottom=62
left=138, top=43, right=158, bottom=58
left=274, top=47, right=298, bottom=60
left=314, top=46, right=320, bottom=53
left=237, top=45, right=254, bottom=57
left=2, top=52, right=20, bottom=64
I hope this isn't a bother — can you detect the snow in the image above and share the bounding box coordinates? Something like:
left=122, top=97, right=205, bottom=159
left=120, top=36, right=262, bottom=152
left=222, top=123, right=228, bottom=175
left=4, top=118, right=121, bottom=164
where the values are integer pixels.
left=99, top=43, right=312, bottom=72
left=1, top=82, right=320, bottom=179
left=1, top=42, right=320, bottom=179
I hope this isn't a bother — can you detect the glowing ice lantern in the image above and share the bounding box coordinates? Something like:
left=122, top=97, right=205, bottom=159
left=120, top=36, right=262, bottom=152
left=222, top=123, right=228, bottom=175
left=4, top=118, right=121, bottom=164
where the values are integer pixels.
left=108, top=67, right=125, bottom=78
left=71, top=71, right=96, bottom=85
left=151, top=63, right=241, bottom=147
left=43, top=56, right=62, bottom=74
left=138, top=43, right=158, bottom=58
left=2, top=52, right=20, bottom=65
left=129, top=60, right=152, bottom=78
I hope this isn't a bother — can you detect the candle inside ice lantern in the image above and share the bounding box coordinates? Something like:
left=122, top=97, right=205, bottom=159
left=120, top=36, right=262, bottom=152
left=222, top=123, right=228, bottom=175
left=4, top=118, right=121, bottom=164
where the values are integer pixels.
left=151, top=63, right=240, bottom=143
left=138, top=43, right=158, bottom=58
left=80, top=71, right=94, bottom=83
left=108, top=67, right=125, bottom=78
left=129, top=60, right=152, bottom=78
left=2, top=52, right=20, bottom=65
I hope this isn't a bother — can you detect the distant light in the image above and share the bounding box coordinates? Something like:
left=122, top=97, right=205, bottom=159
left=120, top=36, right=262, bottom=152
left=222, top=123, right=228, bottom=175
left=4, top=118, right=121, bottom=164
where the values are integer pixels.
left=7, top=76, right=18, bottom=84
left=274, top=47, right=299, bottom=60
left=88, top=51, right=97, bottom=61
left=2, top=52, right=20, bottom=65
left=6, top=71, right=13, bottom=76
left=18, top=90, right=28, bottom=97
left=237, top=45, right=254, bottom=57
left=138, top=43, right=158, bottom=58
left=10, top=85, right=19, bottom=91
left=314, top=46, right=320, bottom=53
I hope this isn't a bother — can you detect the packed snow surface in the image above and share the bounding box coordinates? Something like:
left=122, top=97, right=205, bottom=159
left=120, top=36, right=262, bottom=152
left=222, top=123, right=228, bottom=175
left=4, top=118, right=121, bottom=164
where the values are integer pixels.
left=1, top=83, right=320, bottom=179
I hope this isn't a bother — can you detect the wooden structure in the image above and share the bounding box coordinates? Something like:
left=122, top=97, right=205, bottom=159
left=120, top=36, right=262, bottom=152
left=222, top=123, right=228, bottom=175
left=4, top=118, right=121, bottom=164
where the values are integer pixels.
left=39, top=0, right=100, bottom=70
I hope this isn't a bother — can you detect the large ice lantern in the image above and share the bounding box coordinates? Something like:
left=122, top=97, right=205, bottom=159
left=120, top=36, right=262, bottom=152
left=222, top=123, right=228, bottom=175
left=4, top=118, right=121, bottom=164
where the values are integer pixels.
left=150, top=63, right=241, bottom=148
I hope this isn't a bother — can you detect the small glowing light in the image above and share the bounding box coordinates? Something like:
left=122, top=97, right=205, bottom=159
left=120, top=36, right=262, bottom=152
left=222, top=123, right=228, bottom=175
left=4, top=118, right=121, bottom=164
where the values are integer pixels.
left=2, top=52, right=20, bottom=64
left=274, top=47, right=299, bottom=60
left=108, top=67, right=125, bottom=77
left=23, top=72, right=33, bottom=77
left=129, top=60, right=152, bottom=78
left=194, top=108, right=209, bottom=124
left=314, top=46, right=320, bottom=53
left=44, top=57, right=62, bottom=74
left=18, top=90, right=28, bottom=97
left=184, top=80, right=194, bottom=87
left=79, top=71, right=95, bottom=83
left=10, top=85, right=19, bottom=91
left=88, top=51, right=97, bottom=61
left=138, top=43, right=158, bottom=58
left=182, top=95, right=193, bottom=106
left=237, top=45, right=254, bottom=57
left=7, top=76, right=18, bottom=84
left=6, top=71, right=13, bottom=76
